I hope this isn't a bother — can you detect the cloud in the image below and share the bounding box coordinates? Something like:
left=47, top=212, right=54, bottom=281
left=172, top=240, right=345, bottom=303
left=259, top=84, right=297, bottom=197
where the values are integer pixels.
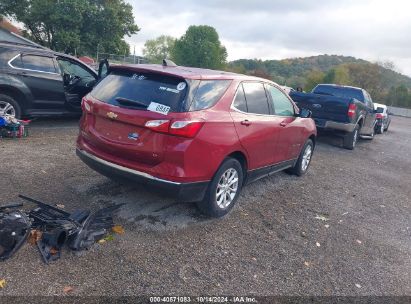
left=126, top=0, right=411, bottom=76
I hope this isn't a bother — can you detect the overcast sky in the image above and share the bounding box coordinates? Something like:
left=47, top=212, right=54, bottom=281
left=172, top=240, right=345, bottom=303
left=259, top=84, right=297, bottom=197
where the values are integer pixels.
left=125, top=0, right=411, bottom=76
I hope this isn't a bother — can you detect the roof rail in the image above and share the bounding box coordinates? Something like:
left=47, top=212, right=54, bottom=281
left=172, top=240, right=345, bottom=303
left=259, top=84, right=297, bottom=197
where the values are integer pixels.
left=0, top=40, right=46, bottom=49
left=162, top=59, right=177, bottom=67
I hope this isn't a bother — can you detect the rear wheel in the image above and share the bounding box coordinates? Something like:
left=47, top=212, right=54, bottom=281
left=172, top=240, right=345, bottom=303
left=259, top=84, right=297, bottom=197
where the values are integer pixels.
left=343, top=124, right=359, bottom=150
left=287, top=139, right=314, bottom=176
left=196, top=158, right=243, bottom=218
left=0, top=94, right=21, bottom=119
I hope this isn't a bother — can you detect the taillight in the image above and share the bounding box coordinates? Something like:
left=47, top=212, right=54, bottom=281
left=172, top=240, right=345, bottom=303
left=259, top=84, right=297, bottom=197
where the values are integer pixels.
left=81, top=97, right=91, bottom=112
left=169, top=120, right=205, bottom=138
left=376, top=113, right=383, bottom=119
left=144, top=120, right=170, bottom=133
left=144, top=119, right=205, bottom=138
left=348, top=103, right=356, bottom=118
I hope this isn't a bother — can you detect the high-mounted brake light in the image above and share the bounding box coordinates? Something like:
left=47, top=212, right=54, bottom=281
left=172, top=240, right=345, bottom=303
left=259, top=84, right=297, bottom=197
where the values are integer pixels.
left=348, top=103, right=356, bottom=118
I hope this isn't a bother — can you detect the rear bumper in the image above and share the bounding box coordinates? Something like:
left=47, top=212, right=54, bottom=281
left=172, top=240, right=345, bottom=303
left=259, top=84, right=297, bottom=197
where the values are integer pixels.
left=76, top=149, right=209, bottom=202
left=314, top=119, right=356, bottom=133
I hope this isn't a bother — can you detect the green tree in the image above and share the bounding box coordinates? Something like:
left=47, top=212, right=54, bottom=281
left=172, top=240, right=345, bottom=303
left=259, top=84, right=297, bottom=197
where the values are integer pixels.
left=324, top=65, right=351, bottom=85
left=0, top=0, right=139, bottom=55
left=304, top=70, right=325, bottom=91
left=172, top=25, right=227, bottom=69
left=142, top=35, right=175, bottom=64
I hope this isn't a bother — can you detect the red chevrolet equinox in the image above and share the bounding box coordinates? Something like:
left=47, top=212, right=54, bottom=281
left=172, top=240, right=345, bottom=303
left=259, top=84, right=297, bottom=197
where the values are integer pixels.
left=77, top=62, right=317, bottom=217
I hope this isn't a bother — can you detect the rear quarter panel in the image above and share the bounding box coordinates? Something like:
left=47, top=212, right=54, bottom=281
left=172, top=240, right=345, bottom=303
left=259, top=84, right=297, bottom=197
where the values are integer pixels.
left=162, top=81, right=247, bottom=182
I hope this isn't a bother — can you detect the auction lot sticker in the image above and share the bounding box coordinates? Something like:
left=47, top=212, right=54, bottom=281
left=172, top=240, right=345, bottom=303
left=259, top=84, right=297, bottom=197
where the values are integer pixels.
left=147, top=102, right=171, bottom=115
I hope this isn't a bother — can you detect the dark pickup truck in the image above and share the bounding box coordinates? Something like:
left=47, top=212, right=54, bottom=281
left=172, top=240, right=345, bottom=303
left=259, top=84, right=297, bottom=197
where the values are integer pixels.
left=290, top=84, right=376, bottom=150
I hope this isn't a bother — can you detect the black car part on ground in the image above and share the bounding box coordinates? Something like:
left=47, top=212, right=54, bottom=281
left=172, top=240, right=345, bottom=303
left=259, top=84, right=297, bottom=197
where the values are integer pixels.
left=0, top=205, right=30, bottom=261
left=0, top=195, right=124, bottom=263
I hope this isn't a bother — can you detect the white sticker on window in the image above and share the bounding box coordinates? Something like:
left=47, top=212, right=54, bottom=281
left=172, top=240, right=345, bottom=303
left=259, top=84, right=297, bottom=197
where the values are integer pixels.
left=147, top=102, right=170, bottom=115
left=159, top=86, right=179, bottom=94
left=177, top=82, right=186, bottom=91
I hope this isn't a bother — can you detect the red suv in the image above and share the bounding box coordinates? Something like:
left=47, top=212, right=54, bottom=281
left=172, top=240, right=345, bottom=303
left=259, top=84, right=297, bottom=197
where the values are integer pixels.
left=76, top=62, right=316, bottom=217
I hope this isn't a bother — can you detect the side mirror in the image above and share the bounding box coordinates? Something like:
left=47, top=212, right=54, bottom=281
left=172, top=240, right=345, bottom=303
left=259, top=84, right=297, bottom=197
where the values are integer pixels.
left=98, top=59, right=109, bottom=79
left=299, top=108, right=312, bottom=118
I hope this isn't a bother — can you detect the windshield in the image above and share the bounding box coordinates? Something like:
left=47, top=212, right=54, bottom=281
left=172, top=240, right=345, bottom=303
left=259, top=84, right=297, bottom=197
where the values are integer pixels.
left=313, top=85, right=364, bottom=102
left=91, top=70, right=188, bottom=112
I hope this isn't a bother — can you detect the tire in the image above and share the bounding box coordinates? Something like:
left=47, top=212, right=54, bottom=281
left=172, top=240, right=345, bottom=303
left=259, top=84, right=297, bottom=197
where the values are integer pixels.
left=0, top=94, right=22, bottom=119
left=376, top=123, right=384, bottom=134
left=287, top=139, right=314, bottom=176
left=196, top=158, right=244, bottom=218
left=343, top=124, right=359, bottom=150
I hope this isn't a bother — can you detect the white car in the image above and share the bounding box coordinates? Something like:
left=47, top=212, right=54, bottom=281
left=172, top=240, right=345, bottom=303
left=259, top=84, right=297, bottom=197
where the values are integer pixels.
left=373, top=103, right=391, bottom=134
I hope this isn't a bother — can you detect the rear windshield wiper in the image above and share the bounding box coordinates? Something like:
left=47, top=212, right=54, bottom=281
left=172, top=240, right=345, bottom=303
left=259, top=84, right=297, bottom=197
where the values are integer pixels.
left=115, top=97, right=148, bottom=108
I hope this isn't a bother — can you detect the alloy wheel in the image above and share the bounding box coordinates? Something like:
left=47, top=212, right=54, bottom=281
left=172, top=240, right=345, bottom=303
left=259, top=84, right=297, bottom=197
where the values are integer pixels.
left=0, top=101, right=16, bottom=117
left=301, top=145, right=313, bottom=172
left=216, top=168, right=239, bottom=209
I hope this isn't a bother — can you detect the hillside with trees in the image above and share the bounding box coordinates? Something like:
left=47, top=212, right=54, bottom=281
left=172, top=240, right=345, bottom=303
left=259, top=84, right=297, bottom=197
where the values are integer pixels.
left=228, top=55, right=411, bottom=108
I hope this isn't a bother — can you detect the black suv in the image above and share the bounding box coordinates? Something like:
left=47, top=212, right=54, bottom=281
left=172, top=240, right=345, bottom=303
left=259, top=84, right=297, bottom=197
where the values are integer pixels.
left=0, top=41, right=98, bottom=118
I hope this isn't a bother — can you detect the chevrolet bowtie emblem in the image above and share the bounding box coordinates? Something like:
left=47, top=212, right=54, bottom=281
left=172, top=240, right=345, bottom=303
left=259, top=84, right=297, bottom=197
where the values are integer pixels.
left=107, top=112, right=118, bottom=119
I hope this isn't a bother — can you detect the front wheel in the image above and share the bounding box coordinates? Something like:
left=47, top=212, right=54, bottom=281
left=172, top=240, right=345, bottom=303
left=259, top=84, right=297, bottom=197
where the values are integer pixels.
left=286, top=139, right=314, bottom=176
left=196, top=158, right=244, bottom=218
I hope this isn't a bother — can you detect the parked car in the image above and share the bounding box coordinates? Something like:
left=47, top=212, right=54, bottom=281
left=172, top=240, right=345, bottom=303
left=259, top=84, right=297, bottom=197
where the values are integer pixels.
left=290, top=84, right=377, bottom=150
left=76, top=61, right=317, bottom=217
left=374, top=103, right=391, bottom=134
left=0, top=41, right=98, bottom=118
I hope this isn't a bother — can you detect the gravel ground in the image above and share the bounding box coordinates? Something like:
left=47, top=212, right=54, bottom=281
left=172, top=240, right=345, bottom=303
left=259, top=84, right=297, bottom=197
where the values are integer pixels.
left=0, top=116, right=410, bottom=297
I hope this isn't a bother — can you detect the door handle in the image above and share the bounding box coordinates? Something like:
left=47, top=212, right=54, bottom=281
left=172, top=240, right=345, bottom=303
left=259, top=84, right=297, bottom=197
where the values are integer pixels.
left=241, top=120, right=251, bottom=126
left=17, top=72, right=29, bottom=77
left=280, top=121, right=288, bottom=127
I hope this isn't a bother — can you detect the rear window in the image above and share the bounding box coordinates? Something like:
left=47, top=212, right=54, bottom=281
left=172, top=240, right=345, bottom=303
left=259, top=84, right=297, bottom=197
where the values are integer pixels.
left=91, top=70, right=188, bottom=112
left=313, top=85, right=364, bottom=102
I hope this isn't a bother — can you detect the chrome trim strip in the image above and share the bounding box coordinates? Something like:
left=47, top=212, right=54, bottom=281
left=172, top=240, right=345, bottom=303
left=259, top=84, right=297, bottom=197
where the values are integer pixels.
left=77, top=149, right=182, bottom=185
left=8, top=53, right=60, bottom=75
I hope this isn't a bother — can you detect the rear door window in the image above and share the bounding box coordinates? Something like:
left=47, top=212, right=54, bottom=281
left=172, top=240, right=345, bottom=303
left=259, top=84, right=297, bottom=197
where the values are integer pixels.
left=91, top=70, right=188, bottom=112
left=17, top=54, right=57, bottom=73
left=242, top=82, right=270, bottom=115
left=189, top=80, right=231, bottom=111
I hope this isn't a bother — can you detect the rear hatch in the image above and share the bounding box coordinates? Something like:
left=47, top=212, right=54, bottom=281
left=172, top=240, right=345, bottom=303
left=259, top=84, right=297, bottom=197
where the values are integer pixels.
left=83, top=69, right=190, bottom=166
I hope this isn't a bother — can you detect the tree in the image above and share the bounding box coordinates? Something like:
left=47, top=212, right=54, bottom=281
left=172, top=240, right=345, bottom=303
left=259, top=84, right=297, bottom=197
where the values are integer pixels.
left=323, top=65, right=351, bottom=85
left=142, top=35, right=175, bottom=64
left=304, top=70, right=325, bottom=91
left=171, top=25, right=227, bottom=69
left=0, top=0, right=139, bottom=55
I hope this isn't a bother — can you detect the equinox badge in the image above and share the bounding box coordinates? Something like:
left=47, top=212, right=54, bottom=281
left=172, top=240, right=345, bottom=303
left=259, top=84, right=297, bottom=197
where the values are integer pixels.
left=107, top=112, right=118, bottom=119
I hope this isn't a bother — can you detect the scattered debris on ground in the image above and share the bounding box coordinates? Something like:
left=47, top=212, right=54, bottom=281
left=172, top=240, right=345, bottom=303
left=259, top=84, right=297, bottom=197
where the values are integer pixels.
left=0, top=115, right=30, bottom=139
left=0, top=195, right=124, bottom=264
left=0, top=279, right=6, bottom=288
